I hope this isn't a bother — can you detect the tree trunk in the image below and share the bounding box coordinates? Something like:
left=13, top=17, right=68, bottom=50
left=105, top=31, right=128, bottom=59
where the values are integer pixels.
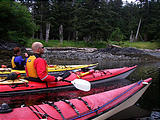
left=135, top=18, right=141, bottom=41
left=45, top=23, right=50, bottom=43
left=75, top=31, right=78, bottom=41
left=144, top=33, right=148, bottom=41
left=72, top=0, right=75, bottom=6
left=129, top=31, right=134, bottom=42
left=68, top=32, right=71, bottom=41
left=83, top=35, right=91, bottom=43
left=40, top=24, right=43, bottom=40
left=59, top=24, right=63, bottom=44
left=32, top=32, right=35, bottom=39
left=40, top=1, right=43, bottom=40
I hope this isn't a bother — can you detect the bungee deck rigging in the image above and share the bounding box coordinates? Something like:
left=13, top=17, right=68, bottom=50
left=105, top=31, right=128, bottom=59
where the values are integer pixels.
left=0, top=78, right=151, bottom=120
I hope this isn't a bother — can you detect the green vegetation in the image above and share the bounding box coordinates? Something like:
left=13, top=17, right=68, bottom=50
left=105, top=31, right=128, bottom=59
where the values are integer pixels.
left=109, top=28, right=125, bottom=42
left=0, top=1, right=37, bottom=44
left=26, top=39, right=107, bottom=48
left=108, top=41, right=160, bottom=49
left=26, top=39, right=160, bottom=49
left=1, top=0, right=160, bottom=50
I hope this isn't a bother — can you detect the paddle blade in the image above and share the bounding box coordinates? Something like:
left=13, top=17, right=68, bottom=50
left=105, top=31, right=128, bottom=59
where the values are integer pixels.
left=71, top=79, right=91, bottom=91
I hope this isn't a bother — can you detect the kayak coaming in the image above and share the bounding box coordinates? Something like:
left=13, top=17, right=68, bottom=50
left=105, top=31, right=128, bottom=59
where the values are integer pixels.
left=0, top=78, right=152, bottom=120
left=0, top=65, right=137, bottom=96
left=0, top=63, right=98, bottom=77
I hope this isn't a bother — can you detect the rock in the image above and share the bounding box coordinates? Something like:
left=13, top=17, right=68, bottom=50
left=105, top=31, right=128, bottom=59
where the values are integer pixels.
left=1, top=42, right=160, bottom=62
left=0, top=41, right=22, bottom=51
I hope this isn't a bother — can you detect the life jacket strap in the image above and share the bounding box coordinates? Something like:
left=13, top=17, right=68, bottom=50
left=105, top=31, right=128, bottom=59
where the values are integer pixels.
left=25, top=77, right=46, bottom=83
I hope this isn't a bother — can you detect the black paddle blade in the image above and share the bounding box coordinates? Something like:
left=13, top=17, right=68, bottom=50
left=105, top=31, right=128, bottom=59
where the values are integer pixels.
left=5, top=72, right=21, bottom=80
left=61, top=71, right=71, bottom=79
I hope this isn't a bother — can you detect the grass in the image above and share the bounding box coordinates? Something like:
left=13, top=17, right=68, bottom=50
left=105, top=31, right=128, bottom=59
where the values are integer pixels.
left=108, top=41, right=160, bottom=49
left=26, top=39, right=160, bottom=50
left=26, top=39, right=107, bottom=48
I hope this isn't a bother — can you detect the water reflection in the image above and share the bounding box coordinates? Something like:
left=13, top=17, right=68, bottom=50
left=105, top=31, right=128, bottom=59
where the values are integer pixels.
left=0, top=78, right=131, bottom=108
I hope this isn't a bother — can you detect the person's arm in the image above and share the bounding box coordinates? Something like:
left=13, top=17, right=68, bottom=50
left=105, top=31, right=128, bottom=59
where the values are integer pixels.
left=24, top=53, right=28, bottom=58
left=24, top=53, right=29, bottom=65
left=34, top=58, right=62, bottom=82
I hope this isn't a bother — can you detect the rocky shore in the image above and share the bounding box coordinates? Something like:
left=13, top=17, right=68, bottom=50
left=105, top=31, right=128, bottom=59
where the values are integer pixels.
left=1, top=42, right=160, bottom=63
left=25, top=45, right=160, bottom=61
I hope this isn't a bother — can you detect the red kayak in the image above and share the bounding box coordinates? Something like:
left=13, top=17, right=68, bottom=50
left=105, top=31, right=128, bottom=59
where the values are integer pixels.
left=0, top=78, right=152, bottom=120
left=0, top=65, right=137, bottom=96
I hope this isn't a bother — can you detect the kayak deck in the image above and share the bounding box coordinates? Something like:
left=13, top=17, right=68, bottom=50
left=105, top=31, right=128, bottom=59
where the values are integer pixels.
left=0, top=78, right=152, bottom=120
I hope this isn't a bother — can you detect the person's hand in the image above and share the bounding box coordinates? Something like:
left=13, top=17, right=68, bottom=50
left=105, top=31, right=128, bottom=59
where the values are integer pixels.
left=24, top=53, right=28, bottom=57
left=56, top=77, right=63, bottom=82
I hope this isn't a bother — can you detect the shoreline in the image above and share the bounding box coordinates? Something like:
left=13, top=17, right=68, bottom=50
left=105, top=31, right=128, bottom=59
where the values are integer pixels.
left=1, top=42, right=160, bottom=64
left=26, top=46, right=160, bottom=61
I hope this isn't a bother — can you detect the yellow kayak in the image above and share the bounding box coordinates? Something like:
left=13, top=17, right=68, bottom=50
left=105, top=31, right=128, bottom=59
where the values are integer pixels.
left=0, top=63, right=98, bottom=76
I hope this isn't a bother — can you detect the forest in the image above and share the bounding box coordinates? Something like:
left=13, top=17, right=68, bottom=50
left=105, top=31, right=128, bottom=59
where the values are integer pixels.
left=0, top=0, right=160, bottom=45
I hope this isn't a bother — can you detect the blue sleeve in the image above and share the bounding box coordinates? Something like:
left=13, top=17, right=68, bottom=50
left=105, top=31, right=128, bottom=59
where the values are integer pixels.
left=14, top=56, right=25, bottom=65
left=25, top=57, right=28, bottom=65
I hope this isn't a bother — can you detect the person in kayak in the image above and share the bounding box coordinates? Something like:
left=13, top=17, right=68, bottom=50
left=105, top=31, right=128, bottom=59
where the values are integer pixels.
left=25, top=42, right=63, bottom=82
left=11, top=47, right=28, bottom=70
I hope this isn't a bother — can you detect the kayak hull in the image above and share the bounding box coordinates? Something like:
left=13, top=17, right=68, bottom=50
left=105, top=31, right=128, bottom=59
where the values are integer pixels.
left=0, top=78, right=152, bottom=120
left=92, top=79, right=151, bottom=120
left=0, top=65, right=137, bottom=96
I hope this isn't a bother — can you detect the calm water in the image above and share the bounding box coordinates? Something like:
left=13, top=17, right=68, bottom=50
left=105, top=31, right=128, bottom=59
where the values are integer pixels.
left=0, top=58, right=160, bottom=120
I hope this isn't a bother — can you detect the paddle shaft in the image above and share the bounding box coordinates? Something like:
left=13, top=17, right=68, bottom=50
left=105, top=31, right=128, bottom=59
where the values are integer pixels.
left=62, top=79, right=71, bottom=83
left=0, top=79, right=6, bottom=82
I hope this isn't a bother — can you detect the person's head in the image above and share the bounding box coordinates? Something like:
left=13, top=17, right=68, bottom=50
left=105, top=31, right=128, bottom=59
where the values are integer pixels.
left=32, top=42, right=44, bottom=54
left=13, top=47, right=21, bottom=55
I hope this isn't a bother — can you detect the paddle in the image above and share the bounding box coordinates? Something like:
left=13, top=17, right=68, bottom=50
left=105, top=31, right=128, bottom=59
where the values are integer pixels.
left=62, top=79, right=91, bottom=91
left=0, top=72, right=21, bottom=82
left=0, top=79, right=7, bottom=82
left=60, top=71, right=91, bottom=91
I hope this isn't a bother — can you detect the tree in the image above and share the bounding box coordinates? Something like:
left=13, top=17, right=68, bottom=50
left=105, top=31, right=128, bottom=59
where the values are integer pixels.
left=141, top=1, right=160, bottom=41
left=0, top=1, right=37, bottom=44
left=109, top=28, right=125, bottom=41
